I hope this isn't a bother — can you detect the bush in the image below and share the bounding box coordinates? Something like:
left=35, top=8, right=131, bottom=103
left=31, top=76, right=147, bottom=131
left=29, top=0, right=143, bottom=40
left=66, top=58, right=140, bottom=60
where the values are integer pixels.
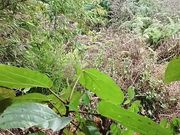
left=0, top=0, right=109, bottom=92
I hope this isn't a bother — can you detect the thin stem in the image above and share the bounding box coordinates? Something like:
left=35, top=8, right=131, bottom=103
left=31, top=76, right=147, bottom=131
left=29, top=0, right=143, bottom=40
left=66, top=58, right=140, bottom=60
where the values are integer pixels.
left=69, top=74, right=81, bottom=101
left=49, top=89, right=66, bottom=104
left=71, top=121, right=83, bottom=132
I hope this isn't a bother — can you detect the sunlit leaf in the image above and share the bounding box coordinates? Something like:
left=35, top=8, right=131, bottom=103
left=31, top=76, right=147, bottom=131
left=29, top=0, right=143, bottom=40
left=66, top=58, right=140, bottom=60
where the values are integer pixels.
left=79, top=69, right=124, bottom=105
left=98, top=101, right=172, bottom=135
left=13, top=93, right=51, bottom=103
left=0, top=64, right=53, bottom=88
left=164, top=58, right=180, bottom=83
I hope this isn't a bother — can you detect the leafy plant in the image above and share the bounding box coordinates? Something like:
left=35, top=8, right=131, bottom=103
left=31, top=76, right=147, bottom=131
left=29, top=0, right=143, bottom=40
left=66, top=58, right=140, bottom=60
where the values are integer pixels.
left=78, top=68, right=124, bottom=105
left=78, top=68, right=173, bottom=135
left=0, top=103, right=71, bottom=131
left=0, top=64, right=52, bottom=88
left=0, top=65, right=71, bottom=131
left=98, top=101, right=172, bottom=135
left=0, top=57, right=180, bottom=134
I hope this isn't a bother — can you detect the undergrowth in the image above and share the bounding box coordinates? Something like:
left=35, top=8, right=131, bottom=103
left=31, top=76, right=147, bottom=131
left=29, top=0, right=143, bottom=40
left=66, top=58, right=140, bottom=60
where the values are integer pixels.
left=0, top=0, right=109, bottom=91
left=110, top=0, right=180, bottom=48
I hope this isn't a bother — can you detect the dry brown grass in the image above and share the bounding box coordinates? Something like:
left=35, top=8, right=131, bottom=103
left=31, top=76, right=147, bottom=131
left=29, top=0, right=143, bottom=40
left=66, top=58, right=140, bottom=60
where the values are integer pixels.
left=76, top=27, right=179, bottom=120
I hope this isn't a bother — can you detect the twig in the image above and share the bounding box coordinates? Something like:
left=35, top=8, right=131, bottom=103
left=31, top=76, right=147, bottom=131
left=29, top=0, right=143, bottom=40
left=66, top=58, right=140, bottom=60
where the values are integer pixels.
left=5, top=130, right=15, bottom=135
left=49, top=101, right=62, bottom=116
left=71, top=121, right=83, bottom=132
left=48, top=89, right=66, bottom=104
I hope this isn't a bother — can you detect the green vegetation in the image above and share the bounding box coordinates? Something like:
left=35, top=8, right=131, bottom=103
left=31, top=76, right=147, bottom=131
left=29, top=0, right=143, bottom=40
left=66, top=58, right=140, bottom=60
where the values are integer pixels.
left=0, top=58, right=179, bottom=134
left=111, top=0, right=180, bottom=47
left=0, top=0, right=179, bottom=134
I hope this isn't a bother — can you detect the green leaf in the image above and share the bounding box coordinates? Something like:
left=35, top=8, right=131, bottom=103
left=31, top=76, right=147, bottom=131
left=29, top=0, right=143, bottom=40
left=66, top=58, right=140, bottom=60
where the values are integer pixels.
left=0, top=98, right=12, bottom=114
left=110, top=123, right=121, bottom=135
left=0, top=64, right=53, bottom=88
left=0, top=90, right=49, bottom=113
left=98, top=101, right=172, bottom=135
left=127, top=86, right=135, bottom=101
left=171, top=118, right=180, bottom=127
left=0, top=103, right=71, bottom=131
left=122, top=130, right=135, bottom=135
left=0, top=88, right=15, bottom=101
left=81, top=93, right=91, bottom=106
left=69, top=91, right=82, bottom=111
left=83, top=125, right=101, bottom=135
left=59, top=86, right=72, bottom=101
left=164, top=58, right=180, bottom=83
left=128, top=100, right=141, bottom=113
left=160, top=118, right=169, bottom=128
left=0, top=88, right=16, bottom=113
left=48, top=95, right=66, bottom=114
left=13, top=93, right=51, bottom=103
left=79, top=69, right=124, bottom=105
left=123, top=99, right=131, bottom=105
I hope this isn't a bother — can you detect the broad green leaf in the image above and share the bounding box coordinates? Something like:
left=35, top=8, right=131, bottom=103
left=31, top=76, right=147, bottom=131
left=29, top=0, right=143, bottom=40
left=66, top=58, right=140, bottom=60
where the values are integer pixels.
left=0, top=91, right=50, bottom=113
left=13, top=93, right=51, bottom=103
left=0, top=103, right=71, bottom=131
left=98, top=101, right=172, bottom=135
left=79, top=69, right=124, bottom=105
left=0, top=88, right=15, bottom=101
left=164, top=58, right=180, bottom=83
left=0, top=64, right=53, bottom=88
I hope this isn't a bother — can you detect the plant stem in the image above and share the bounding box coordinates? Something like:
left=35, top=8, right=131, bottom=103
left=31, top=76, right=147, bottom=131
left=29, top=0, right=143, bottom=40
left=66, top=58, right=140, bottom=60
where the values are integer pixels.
left=49, top=88, right=66, bottom=104
left=69, top=74, right=81, bottom=101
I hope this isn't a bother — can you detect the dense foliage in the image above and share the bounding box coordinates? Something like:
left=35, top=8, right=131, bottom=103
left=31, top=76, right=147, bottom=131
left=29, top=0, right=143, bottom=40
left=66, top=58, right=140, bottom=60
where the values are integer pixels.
left=0, top=58, right=179, bottom=134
